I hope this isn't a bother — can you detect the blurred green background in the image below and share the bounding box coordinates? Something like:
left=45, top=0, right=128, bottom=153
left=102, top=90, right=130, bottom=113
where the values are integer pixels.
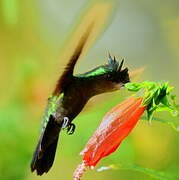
left=0, top=0, right=179, bottom=180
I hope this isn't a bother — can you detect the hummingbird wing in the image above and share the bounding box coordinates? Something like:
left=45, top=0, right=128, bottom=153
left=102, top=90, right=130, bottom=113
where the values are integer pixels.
left=53, top=1, right=116, bottom=95
left=53, top=23, right=93, bottom=95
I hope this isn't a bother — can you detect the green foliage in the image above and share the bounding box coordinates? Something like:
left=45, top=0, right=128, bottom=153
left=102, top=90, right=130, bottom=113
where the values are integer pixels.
left=98, top=164, right=178, bottom=180
left=125, top=81, right=179, bottom=121
left=2, top=0, right=19, bottom=25
left=0, top=103, right=35, bottom=180
left=42, top=94, right=64, bottom=130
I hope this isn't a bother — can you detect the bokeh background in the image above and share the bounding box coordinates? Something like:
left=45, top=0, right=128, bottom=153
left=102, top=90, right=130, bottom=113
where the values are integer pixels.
left=0, top=0, right=179, bottom=180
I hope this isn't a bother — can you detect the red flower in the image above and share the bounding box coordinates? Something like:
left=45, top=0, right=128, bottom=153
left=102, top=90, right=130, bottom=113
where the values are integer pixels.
left=74, top=81, right=178, bottom=180
left=74, top=96, right=146, bottom=180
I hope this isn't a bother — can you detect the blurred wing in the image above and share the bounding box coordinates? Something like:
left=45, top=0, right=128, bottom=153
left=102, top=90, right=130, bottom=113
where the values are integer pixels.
left=53, top=1, right=116, bottom=95
left=129, top=67, right=145, bottom=80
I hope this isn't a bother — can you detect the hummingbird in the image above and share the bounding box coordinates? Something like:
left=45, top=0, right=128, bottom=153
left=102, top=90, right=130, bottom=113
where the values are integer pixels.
left=30, top=0, right=133, bottom=175
left=30, top=25, right=130, bottom=175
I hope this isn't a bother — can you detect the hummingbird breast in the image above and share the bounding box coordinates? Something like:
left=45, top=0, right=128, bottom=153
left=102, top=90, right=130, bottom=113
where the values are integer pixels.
left=55, top=81, right=90, bottom=124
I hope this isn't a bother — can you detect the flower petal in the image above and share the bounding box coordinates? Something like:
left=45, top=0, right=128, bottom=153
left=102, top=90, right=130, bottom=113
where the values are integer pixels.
left=82, top=97, right=146, bottom=167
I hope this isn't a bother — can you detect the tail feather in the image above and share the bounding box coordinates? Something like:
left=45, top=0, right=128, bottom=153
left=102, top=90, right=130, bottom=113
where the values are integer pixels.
left=31, top=115, right=61, bottom=175
left=31, top=136, right=59, bottom=175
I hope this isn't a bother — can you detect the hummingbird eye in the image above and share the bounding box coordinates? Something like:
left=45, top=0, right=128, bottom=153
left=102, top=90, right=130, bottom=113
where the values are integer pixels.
left=107, top=74, right=111, bottom=79
left=106, top=72, right=117, bottom=82
left=106, top=73, right=113, bottom=80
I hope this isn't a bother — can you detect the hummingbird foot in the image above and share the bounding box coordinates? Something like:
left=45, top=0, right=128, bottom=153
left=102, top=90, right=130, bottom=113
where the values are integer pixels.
left=62, top=117, right=69, bottom=128
left=62, top=117, right=76, bottom=135
left=67, top=123, right=76, bottom=135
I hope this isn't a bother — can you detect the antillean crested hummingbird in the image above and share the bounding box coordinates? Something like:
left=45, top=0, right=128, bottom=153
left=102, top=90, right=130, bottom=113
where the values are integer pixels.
left=30, top=1, right=134, bottom=176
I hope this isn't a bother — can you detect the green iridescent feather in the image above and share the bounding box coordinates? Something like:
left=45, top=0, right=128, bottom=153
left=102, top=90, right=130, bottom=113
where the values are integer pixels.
left=41, top=93, right=64, bottom=130
left=75, top=67, right=108, bottom=78
left=75, top=56, right=120, bottom=78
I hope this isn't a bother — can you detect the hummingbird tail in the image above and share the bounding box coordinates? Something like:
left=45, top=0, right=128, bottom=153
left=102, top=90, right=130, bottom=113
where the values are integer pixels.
left=31, top=115, right=60, bottom=175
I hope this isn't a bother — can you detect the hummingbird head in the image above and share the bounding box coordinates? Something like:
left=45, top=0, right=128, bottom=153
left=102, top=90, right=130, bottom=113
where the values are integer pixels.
left=93, top=54, right=130, bottom=93
left=104, top=54, right=130, bottom=85
left=76, top=54, right=130, bottom=96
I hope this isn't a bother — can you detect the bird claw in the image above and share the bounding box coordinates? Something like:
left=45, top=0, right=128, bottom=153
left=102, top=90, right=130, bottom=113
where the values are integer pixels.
left=62, top=117, right=76, bottom=135
left=67, top=123, right=76, bottom=135
left=62, top=117, right=69, bottom=128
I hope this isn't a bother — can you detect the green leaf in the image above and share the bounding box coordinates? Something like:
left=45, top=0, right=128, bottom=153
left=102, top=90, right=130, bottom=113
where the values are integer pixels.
left=161, top=96, right=170, bottom=107
left=125, top=82, right=143, bottom=92
left=146, top=108, right=155, bottom=121
left=125, top=81, right=179, bottom=121
left=155, top=106, right=172, bottom=113
left=97, top=164, right=178, bottom=180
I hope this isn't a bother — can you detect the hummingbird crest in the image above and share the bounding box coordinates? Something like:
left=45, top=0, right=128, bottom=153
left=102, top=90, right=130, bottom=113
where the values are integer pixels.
left=75, top=53, right=128, bottom=85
